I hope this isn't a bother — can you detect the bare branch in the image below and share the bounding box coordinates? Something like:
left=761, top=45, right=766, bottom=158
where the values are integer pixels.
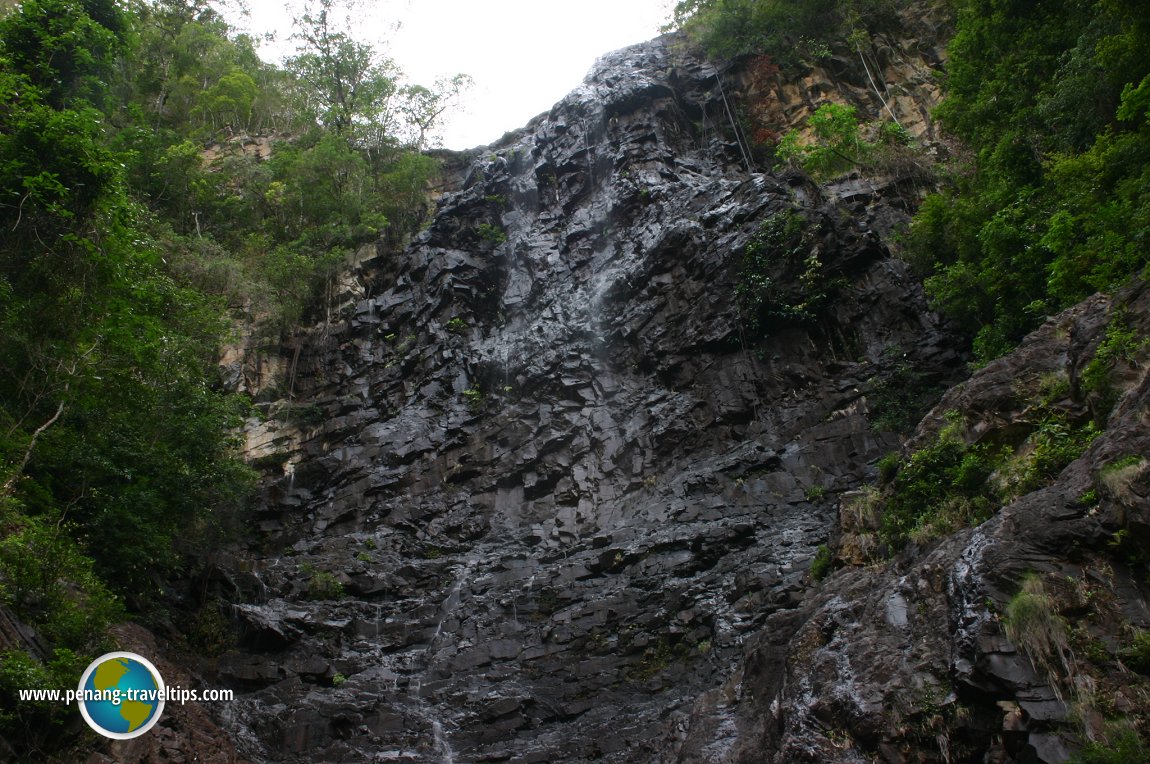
left=1, top=399, right=66, bottom=499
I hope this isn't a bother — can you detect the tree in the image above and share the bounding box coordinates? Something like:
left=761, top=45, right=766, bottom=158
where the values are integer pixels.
left=1, top=0, right=253, bottom=609
left=905, top=0, right=1150, bottom=363
left=0, top=0, right=124, bottom=106
left=398, top=74, right=473, bottom=150
left=286, top=0, right=398, bottom=135
left=194, top=66, right=259, bottom=132
left=666, top=0, right=899, bottom=62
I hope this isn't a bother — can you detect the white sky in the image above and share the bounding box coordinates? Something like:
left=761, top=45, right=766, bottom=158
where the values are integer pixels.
left=227, top=0, right=674, bottom=150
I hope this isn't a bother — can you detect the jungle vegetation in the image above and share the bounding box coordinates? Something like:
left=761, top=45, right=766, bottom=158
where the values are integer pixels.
left=675, top=0, right=1150, bottom=364
left=0, top=0, right=462, bottom=747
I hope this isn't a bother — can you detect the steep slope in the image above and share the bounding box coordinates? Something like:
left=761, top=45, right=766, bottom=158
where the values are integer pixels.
left=214, top=33, right=964, bottom=763
left=698, top=282, right=1150, bottom=763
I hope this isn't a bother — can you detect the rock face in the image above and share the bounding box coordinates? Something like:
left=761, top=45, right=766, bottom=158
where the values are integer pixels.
left=706, top=282, right=1150, bottom=764
left=211, top=19, right=1150, bottom=764
left=211, top=32, right=965, bottom=763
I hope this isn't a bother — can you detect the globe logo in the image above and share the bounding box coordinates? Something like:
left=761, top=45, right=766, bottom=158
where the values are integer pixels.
left=76, top=652, right=166, bottom=739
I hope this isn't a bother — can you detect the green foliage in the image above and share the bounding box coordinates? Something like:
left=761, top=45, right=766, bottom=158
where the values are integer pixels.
left=877, top=414, right=1002, bottom=551
left=778, top=103, right=917, bottom=179
left=1120, top=631, right=1150, bottom=675
left=905, top=0, right=1150, bottom=364
left=0, top=507, right=121, bottom=651
left=736, top=211, right=843, bottom=335
left=0, top=1, right=258, bottom=702
left=1082, top=311, right=1148, bottom=406
left=876, top=451, right=901, bottom=483
left=804, top=484, right=828, bottom=502
left=0, top=83, right=119, bottom=239
left=99, top=0, right=447, bottom=335
left=1072, top=725, right=1149, bottom=764
left=1102, top=454, right=1144, bottom=476
left=667, top=0, right=900, bottom=63
left=286, top=0, right=398, bottom=135
left=873, top=399, right=1097, bottom=553
left=998, top=413, right=1100, bottom=498
left=810, top=544, right=833, bottom=581
left=0, top=647, right=87, bottom=739
left=462, top=386, right=484, bottom=412
left=1004, top=574, right=1073, bottom=690
left=0, top=0, right=123, bottom=107
left=397, top=74, right=474, bottom=150
left=301, top=563, right=344, bottom=600
left=193, top=67, right=259, bottom=132
left=476, top=222, right=507, bottom=245
left=777, top=103, right=906, bottom=178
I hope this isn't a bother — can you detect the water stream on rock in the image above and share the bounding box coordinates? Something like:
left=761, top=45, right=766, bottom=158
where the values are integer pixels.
left=216, top=34, right=965, bottom=763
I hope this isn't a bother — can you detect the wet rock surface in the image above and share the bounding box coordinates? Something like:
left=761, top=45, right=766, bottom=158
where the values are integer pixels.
left=213, top=34, right=967, bottom=763
left=686, top=282, right=1150, bottom=763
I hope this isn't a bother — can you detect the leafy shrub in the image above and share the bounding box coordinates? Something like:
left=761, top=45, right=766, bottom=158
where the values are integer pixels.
left=998, top=413, right=1100, bottom=498
left=810, top=544, right=834, bottom=581
left=0, top=510, right=121, bottom=651
left=777, top=104, right=860, bottom=174
left=476, top=222, right=507, bottom=245
left=302, top=565, right=344, bottom=601
left=804, top=484, right=828, bottom=502
left=462, top=386, right=484, bottom=413
left=877, top=414, right=1001, bottom=551
left=1082, top=312, right=1148, bottom=410
left=876, top=451, right=901, bottom=484
left=0, top=648, right=87, bottom=738
left=1004, top=575, right=1073, bottom=691
left=736, top=212, right=844, bottom=335
left=1119, top=631, right=1150, bottom=675
left=1073, top=725, right=1149, bottom=764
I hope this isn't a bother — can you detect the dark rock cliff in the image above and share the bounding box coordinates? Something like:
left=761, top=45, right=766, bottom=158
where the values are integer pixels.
left=709, top=282, right=1150, bottom=764
left=209, top=33, right=963, bottom=762
left=200, top=27, right=1150, bottom=764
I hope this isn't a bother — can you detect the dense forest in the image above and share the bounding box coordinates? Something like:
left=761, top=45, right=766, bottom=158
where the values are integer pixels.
left=1, top=0, right=1149, bottom=758
left=0, top=0, right=462, bottom=745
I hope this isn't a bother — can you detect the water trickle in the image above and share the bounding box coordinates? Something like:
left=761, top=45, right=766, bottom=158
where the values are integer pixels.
left=432, top=719, right=455, bottom=764
left=582, top=117, right=595, bottom=195
left=212, top=34, right=962, bottom=763
left=429, top=556, right=476, bottom=651
left=251, top=569, right=269, bottom=604
left=375, top=602, right=385, bottom=657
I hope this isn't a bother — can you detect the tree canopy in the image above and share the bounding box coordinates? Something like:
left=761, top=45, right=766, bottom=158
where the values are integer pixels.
left=0, top=0, right=465, bottom=750
left=907, top=0, right=1150, bottom=361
